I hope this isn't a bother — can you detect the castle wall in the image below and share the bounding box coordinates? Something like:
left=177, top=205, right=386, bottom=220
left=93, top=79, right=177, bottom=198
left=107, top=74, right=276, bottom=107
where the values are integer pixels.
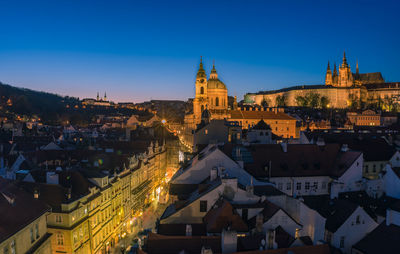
left=247, top=87, right=362, bottom=109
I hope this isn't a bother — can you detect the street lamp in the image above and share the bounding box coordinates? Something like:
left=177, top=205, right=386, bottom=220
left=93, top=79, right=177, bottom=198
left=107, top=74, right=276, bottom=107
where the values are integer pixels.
left=161, top=119, right=166, bottom=124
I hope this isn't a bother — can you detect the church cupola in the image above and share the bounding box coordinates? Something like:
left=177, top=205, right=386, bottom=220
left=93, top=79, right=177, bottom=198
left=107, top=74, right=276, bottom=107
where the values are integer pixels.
left=325, top=61, right=333, bottom=86
left=210, top=60, right=218, bottom=79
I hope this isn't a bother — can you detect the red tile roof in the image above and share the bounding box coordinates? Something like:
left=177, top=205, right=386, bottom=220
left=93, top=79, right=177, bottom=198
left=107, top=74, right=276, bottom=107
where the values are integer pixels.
left=203, top=199, right=248, bottom=233
left=229, top=110, right=296, bottom=121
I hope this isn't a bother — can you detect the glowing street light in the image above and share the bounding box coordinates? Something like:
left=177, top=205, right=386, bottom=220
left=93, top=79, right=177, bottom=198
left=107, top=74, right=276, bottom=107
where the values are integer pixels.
left=161, top=119, right=166, bottom=124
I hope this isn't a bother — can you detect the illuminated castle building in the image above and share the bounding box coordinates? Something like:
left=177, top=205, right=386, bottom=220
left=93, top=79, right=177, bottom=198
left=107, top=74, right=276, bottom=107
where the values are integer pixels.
left=82, top=92, right=113, bottom=106
left=245, top=52, right=400, bottom=108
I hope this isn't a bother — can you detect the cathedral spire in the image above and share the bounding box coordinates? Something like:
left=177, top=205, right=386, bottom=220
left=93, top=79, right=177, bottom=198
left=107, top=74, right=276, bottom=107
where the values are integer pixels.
left=342, top=51, right=348, bottom=67
left=333, top=63, right=337, bottom=76
left=104, top=92, right=107, bottom=101
left=97, top=92, right=99, bottom=100
left=325, top=61, right=332, bottom=86
left=356, top=59, right=359, bottom=74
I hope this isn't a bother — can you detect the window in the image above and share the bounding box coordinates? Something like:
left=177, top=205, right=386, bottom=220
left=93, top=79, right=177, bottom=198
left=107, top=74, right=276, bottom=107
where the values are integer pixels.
left=242, top=209, right=248, bottom=220
left=216, top=97, right=219, bottom=106
left=278, top=183, right=283, bottom=190
left=340, top=236, right=345, bottom=248
left=305, top=182, right=310, bottom=190
left=10, top=240, right=15, bottom=254
left=57, top=233, right=64, bottom=245
left=373, top=164, right=376, bottom=173
left=200, top=200, right=207, bottom=212
left=30, top=227, right=35, bottom=243
left=200, top=86, right=204, bottom=94
left=35, top=224, right=39, bottom=239
left=73, top=231, right=78, bottom=244
left=286, top=182, right=291, bottom=190
left=313, top=182, right=318, bottom=190
left=322, top=182, right=327, bottom=189
left=356, top=215, right=360, bottom=225
left=3, top=246, right=9, bottom=254
left=296, top=182, right=301, bottom=190
left=55, top=215, right=62, bottom=223
left=205, top=129, right=208, bottom=135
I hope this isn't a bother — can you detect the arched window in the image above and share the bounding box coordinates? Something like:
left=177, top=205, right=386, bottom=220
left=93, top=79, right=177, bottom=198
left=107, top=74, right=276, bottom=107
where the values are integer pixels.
left=216, top=97, right=219, bottom=106
left=201, top=105, right=204, bottom=112
left=200, top=87, right=204, bottom=94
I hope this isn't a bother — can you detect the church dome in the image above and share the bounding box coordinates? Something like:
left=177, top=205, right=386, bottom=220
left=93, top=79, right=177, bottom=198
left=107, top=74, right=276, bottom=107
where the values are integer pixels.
left=207, top=79, right=227, bottom=90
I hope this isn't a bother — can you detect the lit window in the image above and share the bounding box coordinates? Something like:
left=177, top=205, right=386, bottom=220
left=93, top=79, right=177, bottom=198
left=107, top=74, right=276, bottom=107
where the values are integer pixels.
left=57, top=233, right=64, bottom=245
left=205, top=129, right=208, bottom=135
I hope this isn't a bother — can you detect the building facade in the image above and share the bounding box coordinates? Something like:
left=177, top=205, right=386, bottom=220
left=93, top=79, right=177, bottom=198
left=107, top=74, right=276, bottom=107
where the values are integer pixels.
left=245, top=52, right=400, bottom=109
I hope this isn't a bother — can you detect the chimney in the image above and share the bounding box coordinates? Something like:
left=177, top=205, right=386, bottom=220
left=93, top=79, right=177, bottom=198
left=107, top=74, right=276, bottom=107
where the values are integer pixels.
left=201, top=247, right=213, bottom=254
left=210, top=167, right=218, bottom=181
left=33, top=188, right=39, bottom=199
left=221, top=229, right=237, bottom=253
left=280, top=142, right=287, bottom=153
left=185, top=224, right=192, bottom=236
left=66, top=188, right=72, bottom=200
left=266, top=229, right=277, bottom=249
left=256, top=213, right=264, bottom=233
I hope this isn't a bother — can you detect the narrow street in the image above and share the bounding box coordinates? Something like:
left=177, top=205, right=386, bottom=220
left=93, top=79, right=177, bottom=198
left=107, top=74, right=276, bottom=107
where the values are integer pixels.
left=112, top=200, right=170, bottom=253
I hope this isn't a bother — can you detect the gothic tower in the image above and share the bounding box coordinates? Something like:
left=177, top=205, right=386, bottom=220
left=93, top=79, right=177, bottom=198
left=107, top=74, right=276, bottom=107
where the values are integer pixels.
left=325, top=61, right=333, bottom=86
left=338, top=51, right=353, bottom=87
left=193, top=57, right=208, bottom=122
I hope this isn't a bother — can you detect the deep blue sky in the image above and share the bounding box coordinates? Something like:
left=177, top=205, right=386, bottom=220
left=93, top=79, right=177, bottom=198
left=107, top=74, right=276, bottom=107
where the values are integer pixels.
left=0, top=0, right=399, bottom=102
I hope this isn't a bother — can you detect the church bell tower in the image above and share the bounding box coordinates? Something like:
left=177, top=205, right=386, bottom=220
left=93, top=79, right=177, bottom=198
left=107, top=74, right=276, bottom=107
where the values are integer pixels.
left=193, top=57, right=208, bottom=122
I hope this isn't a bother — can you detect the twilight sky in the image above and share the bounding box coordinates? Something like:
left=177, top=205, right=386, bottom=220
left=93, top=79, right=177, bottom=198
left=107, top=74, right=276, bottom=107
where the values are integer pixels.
left=0, top=0, right=399, bottom=103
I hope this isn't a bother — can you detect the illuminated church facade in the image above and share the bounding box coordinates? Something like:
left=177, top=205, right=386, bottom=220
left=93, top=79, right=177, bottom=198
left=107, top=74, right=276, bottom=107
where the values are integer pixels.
left=183, top=58, right=297, bottom=147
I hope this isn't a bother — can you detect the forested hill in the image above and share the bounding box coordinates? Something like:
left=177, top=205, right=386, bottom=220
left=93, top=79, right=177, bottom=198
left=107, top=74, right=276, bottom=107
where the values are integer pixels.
left=0, top=81, right=78, bottom=116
